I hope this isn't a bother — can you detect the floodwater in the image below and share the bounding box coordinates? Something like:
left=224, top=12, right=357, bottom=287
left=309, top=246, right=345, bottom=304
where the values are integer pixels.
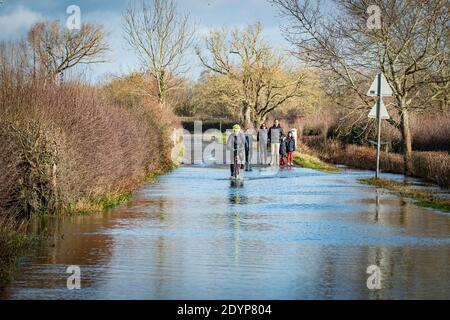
left=0, top=163, right=449, bottom=300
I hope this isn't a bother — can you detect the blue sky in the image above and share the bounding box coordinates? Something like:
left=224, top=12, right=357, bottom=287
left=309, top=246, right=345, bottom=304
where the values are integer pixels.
left=0, top=0, right=291, bottom=82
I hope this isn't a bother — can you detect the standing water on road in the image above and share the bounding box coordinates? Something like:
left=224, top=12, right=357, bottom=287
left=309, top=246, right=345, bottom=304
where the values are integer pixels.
left=0, top=165, right=449, bottom=299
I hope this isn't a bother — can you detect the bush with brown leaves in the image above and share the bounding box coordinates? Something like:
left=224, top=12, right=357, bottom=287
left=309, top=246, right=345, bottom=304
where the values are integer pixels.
left=304, top=137, right=450, bottom=188
left=0, top=82, right=178, bottom=219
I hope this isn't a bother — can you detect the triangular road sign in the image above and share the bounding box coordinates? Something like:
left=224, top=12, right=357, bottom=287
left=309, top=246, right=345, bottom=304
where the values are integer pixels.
left=368, top=99, right=390, bottom=119
left=367, top=73, right=393, bottom=96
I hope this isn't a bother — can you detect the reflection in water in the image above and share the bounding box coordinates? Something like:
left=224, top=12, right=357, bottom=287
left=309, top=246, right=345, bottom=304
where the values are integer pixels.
left=230, top=179, right=244, bottom=189
left=1, top=166, right=449, bottom=299
left=228, top=186, right=245, bottom=265
left=228, top=188, right=248, bottom=205
left=374, top=189, right=380, bottom=222
left=231, top=211, right=241, bottom=265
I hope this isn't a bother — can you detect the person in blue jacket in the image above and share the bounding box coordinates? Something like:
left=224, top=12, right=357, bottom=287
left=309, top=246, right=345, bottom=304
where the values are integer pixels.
left=285, top=130, right=296, bottom=166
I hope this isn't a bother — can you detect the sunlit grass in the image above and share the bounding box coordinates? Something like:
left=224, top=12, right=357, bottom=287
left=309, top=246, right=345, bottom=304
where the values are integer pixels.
left=66, top=192, right=133, bottom=215
left=293, top=151, right=340, bottom=173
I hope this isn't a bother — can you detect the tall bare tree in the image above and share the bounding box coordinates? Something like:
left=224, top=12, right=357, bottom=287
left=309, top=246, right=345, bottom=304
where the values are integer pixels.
left=28, top=21, right=109, bottom=81
left=197, top=22, right=305, bottom=128
left=122, top=0, right=195, bottom=105
left=272, top=0, right=450, bottom=174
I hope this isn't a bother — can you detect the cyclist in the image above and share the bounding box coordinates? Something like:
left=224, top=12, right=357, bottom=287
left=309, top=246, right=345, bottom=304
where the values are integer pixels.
left=226, top=124, right=245, bottom=179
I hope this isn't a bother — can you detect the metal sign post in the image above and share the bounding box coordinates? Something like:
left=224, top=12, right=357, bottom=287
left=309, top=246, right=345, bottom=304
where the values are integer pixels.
left=375, top=73, right=382, bottom=179
left=367, top=73, right=393, bottom=179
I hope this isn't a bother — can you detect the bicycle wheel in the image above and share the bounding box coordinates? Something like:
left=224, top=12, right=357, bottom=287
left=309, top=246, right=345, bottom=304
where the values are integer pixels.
left=234, top=155, right=239, bottom=179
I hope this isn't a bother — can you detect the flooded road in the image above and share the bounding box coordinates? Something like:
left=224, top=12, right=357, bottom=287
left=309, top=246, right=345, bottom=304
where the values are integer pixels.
left=1, top=165, right=449, bottom=299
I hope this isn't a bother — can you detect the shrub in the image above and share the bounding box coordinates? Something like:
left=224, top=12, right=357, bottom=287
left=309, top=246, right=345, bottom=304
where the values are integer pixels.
left=0, top=120, right=60, bottom=219
left=412, top=152, right=450, bottom=188
left=0, top=82, right=179, bottom=219
left=411, top=113, right=450, bottom=152
left=303, top=137, right=450, bottom=188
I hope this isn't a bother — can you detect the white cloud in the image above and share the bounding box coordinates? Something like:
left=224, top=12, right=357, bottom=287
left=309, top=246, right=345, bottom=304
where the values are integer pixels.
left=0, top=5, right=43, bottom=39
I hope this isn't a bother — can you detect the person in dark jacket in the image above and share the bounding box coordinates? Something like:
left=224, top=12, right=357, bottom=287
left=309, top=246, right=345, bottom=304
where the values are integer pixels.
left=279, top=134, right=287, bottom=167
left=286, top=131, right=296, bottom=166
left=268, top=119, right=284, bottom=166
left=268, top=119, right=284, bottom=143
left=257, top=123, right=268, bottom=165
left=244, top=126, right=253, bottom=171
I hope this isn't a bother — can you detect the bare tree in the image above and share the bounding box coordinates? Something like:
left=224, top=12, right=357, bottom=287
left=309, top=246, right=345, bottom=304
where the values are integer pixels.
left=28, top=21, right=109, bottom=82
left=0, top=40, right=31, bottom=88
left=197, top=22, right=305, bottom=128
left=122, top=0, right=195, bottom=105
left=272, top=0, right=450, bottom=174
left=253, top=61, right=306, bottom=127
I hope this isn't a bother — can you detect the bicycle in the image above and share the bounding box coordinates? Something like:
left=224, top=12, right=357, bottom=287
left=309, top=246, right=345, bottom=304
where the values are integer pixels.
left=233, top=148, right=240, bottom=180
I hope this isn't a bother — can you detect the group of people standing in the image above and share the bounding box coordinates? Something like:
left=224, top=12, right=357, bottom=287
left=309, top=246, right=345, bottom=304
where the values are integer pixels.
left=226, top=119, right=296, bottom=178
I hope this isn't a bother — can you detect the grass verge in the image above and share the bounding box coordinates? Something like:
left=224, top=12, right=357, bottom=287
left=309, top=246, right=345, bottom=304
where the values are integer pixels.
left=293, top=151, right=340, bottom=173
left=360, top=177, right=450, bottom=212
left=67, top=163, right=177, bottom=215
left=66, top=191, right=133, bottom=215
